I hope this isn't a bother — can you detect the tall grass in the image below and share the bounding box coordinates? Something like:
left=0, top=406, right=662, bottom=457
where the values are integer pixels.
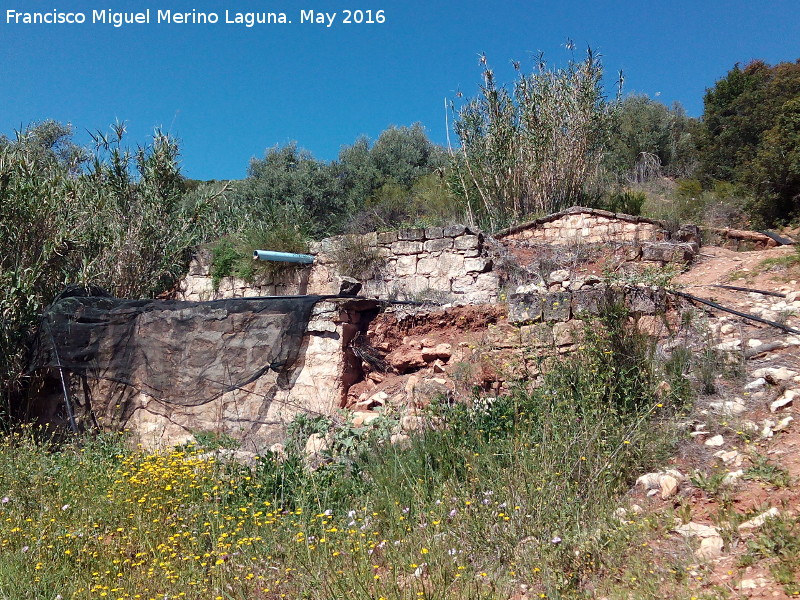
left=0, top=122, right=226, bottom=418
left=0, top=310, right=690, bottom=599
left=451, top=48, right=619, bottom=231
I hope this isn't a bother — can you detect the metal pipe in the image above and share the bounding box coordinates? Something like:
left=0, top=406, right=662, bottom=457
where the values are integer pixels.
left=253, top=250, right=314, bottom=264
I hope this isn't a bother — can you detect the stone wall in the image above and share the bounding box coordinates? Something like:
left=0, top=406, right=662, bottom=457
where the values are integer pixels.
left=496, top=206, right=669, bottom=245
left=28, top=298, right=378, bottom=451
left=179, top=225, right=499, bottom=304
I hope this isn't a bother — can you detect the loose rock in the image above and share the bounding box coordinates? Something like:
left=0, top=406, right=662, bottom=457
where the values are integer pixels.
left=738, top=507, right=780, bottom=533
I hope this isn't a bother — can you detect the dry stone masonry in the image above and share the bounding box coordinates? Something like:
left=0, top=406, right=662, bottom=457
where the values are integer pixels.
left=180, top=225, right=499, bottom=304
left=496, top=207, right=700, bottom=265
left=29, top=207, right=718, bottom=449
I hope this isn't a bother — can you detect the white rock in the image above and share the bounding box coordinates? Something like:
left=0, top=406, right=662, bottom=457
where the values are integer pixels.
left=739, top=577, right=769, bottom=590
left=548, top=269, right=570, bottom=284
left=722, top=470, right=744, bottom=485
left=738, top=507, right=780, bottom=533
left=636, top=472, right=662, bottom=490
left=715, top=340, right=741, bottom=352
left=390, top=433, right=412, bottom=450
left=770, top=389, right=797, bottom=412
left=695, top=535, right=724, bottom=560
left=720, top=323, right=736, bottom=335
left=744, top=378, right=767, bottom=391
left=752, top=367, right=798, bottom=381
left=351, top=411, right=381, bottom=427
left=305, top=433, right=330, bottom=456
left=704, top=435, right=725, bottom=447
left=761, top=420, right=776, bottom=438
left=646, top=489, right=659, bottom=497
left=747, top=338, right=763, bottom=348
left=674, top=522, right=720, bottom=538
left=709, top=399, right=747, bottom=416
left=773, top=416, right=794, bottom=432
left=664, top=469, right=685, bottom=482
left=742, top=420, right=760, bottom=433
left=713, top=450, right=742, bottom=465
left=400, top=414, right=422, bottom=432
left=660, top=475, right=680, bottom=499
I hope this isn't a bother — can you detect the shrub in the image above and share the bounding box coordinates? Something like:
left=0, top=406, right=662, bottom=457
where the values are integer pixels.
left=0, top=122, right=223, bottom=417
left=451, top=48, right=619, bottom=231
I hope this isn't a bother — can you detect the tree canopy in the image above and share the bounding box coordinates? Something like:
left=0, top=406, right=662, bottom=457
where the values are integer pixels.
left=698, top=59, right=800, bottom=225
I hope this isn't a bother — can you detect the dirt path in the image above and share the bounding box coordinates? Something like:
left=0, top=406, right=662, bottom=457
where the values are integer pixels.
left=636, top=245, right=800, bottom=599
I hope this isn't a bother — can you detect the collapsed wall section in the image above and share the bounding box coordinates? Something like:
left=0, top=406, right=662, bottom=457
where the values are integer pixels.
left=496, top=206, right=700, bottom=265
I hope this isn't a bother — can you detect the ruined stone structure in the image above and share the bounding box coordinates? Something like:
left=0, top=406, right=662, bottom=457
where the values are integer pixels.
left=28, top=207, right=704, bottom=449
left=180, top=225, right=498, bottom=304
left=496, top=207, right=669, bottom=245
left=496, top=207, right=700, bottom=265
left=27, top=296, right=379, bottom=451
left=180, top=208, right=699, bottom=306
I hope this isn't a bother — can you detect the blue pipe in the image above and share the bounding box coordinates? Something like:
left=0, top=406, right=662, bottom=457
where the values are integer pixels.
left=253, top=249, right=315, bottom=264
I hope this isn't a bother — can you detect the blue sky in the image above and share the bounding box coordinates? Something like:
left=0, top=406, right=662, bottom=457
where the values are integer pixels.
left=1, top=0, right=799, bottom=180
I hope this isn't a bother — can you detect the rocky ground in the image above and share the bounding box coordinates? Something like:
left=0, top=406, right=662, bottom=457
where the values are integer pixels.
left=629, top=245, right=800, bottom=599
left=338, top=242, right=800, bottom=599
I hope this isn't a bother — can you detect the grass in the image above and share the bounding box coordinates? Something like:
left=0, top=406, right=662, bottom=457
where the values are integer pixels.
left=0, top=311, right=706, bottom=599
left=745, top=454, right=792, bottom=488
left=741, top=515, right=800, bottom=595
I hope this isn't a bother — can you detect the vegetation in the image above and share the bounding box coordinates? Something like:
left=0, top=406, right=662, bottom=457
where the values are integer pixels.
left=605, top=94, right=699, bottom=181
left=0, top=121, right=226, bottom=416
left=451, top=48, right=618, bottom=230
left=697, top=59, right=800, bottom=226
left=0, top=311, right=703, bottom=599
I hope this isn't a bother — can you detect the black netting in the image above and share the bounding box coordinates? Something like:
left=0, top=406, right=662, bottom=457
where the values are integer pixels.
left=29, top=294, right=323, bottom=407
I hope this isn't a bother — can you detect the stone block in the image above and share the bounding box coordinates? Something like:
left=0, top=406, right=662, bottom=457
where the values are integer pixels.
left=395, top=255, right=417, bottom=276
left=424, top=237, right=454, bottom=253
left=641, top=242, right=694, bottom=263
left=572, top=288, right=606, bottom=316
left=377, top=231, right=398, bottom=245
left=443, top=224, right=467, bottom=237
left=625, top=286, right=666, bottom=315
left=438, top=252, right=465, bottom=276
left=390, top=240, right=424, bottom=255
left=424, top=226, right=444, bottom=239
left=553, top=321, right=582, bottom=346
left=520, top=322, right=553, bottom=347
left=485, top=324, right=521, bottom=348
left=543, top=292, right=572, bottom=321
left=451, top=275, right=476, bottom=293
left=473, top=272, right=499, bottom=295
left=397, top=228, right=425, bottom=241
left=416, top=256, right=437, bottom=276
left=507, top=292, right=543, bottom=324
left=426, top=276, right=452, bottom=293
left=464, top=257, right=492, bottom=273
left=454, top=235, right=481, bottom=250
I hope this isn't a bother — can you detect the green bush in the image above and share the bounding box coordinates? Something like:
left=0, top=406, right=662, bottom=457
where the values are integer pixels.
left=0, top=122, right=225, bottom=416
left=451, top=48, right=618, bottom=231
